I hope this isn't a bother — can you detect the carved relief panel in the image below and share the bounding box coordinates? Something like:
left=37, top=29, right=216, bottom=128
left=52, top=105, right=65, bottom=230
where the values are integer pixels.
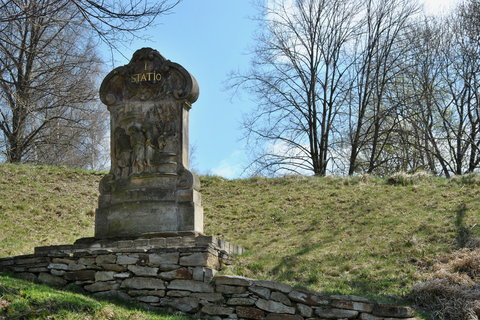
left=99, top=48, right=199, bottom=180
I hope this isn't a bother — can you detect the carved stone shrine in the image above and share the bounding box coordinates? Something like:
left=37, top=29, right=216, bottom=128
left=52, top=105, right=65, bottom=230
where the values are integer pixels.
left=95, top=48, right=203, bottom=239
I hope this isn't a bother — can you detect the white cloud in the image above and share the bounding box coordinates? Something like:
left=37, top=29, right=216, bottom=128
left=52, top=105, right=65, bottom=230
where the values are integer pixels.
left=211, top=149, right=246, bottom=179
left=420, top=0, right=461, bottom=15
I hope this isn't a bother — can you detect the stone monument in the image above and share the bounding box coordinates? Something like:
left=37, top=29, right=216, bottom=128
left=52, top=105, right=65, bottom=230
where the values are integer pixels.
left=95, top=47, right=203, bottom=239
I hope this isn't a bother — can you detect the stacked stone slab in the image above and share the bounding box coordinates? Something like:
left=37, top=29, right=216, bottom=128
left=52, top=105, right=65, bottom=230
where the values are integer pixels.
left=0, top=241, right=417, bottom=320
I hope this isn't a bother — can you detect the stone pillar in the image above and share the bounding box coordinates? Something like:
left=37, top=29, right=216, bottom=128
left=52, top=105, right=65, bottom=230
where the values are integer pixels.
left=95, top=48, right=203, bottom=239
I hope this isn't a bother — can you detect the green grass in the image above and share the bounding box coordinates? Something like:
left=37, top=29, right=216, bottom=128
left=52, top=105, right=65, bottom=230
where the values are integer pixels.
left=1, top=163, right=479, bottom=303
left=201, top=174, right=480, bottom=301
left=0, top=163, right=102, bottom=257
left=0, top=273, right=191, bottom=320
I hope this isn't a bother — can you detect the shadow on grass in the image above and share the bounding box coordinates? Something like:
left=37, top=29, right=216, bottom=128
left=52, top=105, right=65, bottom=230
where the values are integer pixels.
left=0, top=272, right=191, bottom=320
left=267, top=235, right=405, bottom=304
left=455, top=204, right=471, bottom=248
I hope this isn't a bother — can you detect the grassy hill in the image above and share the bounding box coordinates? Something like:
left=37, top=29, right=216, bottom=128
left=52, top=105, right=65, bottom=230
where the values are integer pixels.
left=1, top=163, right=480, bottom=304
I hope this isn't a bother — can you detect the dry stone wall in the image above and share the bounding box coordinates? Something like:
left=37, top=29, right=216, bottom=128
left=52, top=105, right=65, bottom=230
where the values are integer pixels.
left=0, top=235, right=418, bottom=320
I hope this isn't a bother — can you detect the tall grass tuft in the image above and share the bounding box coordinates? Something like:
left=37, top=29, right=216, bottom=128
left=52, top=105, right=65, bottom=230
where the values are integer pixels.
left=386, top=171, right=433, bottom=186
left=409, top=248, right=480, bottom=320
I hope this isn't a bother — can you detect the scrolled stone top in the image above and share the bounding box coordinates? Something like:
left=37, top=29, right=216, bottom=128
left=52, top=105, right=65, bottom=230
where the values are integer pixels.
left=99, top=48, right=199, bottom=107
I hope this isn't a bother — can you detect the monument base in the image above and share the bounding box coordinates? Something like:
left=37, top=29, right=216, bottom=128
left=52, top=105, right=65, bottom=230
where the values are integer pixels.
left=0, top=235, right=417, bottom=320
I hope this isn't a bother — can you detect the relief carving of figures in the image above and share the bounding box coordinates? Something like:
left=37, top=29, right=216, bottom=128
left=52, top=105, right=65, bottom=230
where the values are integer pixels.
left=143, top=124, right=157, bottom=169
left=114, top=127, right=132, bottom=178
left=128, top=125, right=146, bottom=174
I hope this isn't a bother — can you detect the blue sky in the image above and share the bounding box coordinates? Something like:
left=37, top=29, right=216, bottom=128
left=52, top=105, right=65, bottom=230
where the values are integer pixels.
left=106, top=0, right=460, bottom=179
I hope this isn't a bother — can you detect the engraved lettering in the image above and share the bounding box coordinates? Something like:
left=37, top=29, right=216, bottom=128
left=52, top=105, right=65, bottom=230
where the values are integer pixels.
left=130, top=71, right=162, bottom=84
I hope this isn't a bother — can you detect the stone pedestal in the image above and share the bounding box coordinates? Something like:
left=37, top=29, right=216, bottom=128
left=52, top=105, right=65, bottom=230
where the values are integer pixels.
left=95, top=48, right=203, bottom=239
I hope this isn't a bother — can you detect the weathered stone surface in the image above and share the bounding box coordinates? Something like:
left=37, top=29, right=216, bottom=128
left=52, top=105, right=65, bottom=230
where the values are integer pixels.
left=117, top=255, right=138, bottom=265
left=100, top=264, right=127, bottom=272
left=271, top=291, right=292, bottom=306
left=227, top=297, right=256, bottom=306
left=359, top=314, right=419, bottom=320
left=95, top=271, right=116, bottom=281
left=191, top=292, right=224, bottom=302
left=64, top=270, right=96, bottom=281
left=236, top=306, right=266, bottom=320
left=78, top=257, right=96, bottom=265
left=249, top=286, right=271, bottom=299
left=359, top=314, right=383, bottom=320
left=168, top=279, right=214, bottom=292
left=17, top=272, right=37, bottom=282
left=167, top=290, right=191, bottom=297
left=216, top=284, right=247, bottom=294
left=95, top=255, right=117, bottom=264
left=47, top=263, right=69, bottom=270
left=159, top=267, right=191, bottom=280
left=202, top=304, right=235, bottom=316
left=265, top=314, right=303, bottom=320
left=121, top=277, right=165, bottom=290
left=67, top=263, right=86, bottom=271
left=331, top=299, right=374, bottom=312
left=38, top=273, right=67, bottom=286
left=204, top=268, right=217, bottom=282
left=179, top=253, right=219, bottom=269
left=127, top=265, right=159, bottom=276
left=148, top=238, right=166, bottom=247
left=372, top=304, right=415, bottom=318
left=254, top=280, right=292, bottom=293
left=192, top=266, right=203, bottom=281
left=159, top=264, right=181, bottom=271
left=288, top=290, right=328, bottom=306
left=84, top=281, right=119, bottom=292
left=50, top=269, right=66, bottom=276
left=255, top=299, right=295, bottom=314
left=113, top=272, right=131, bottom=279
left=128, top=290, right=165, bottom=297
left=149, top=253, right=179, bottom=265
left=163, top=297, right=200, bottom=313
left=315, top=307, right=359, bottom=319
left=214, top=275, right=253, bottom=287
left=27, top=267, right=49, bottom=273
left=136, top=295, right=160, bottom=303
left=17, top=257, right=48, bottom=265
left=11, top=266, right=25, bottom=272
left=0, top=258, right=14, bottom=266
left=297, top=303, right=313, bottom=317
left=331, top=295, right=373, bottom=303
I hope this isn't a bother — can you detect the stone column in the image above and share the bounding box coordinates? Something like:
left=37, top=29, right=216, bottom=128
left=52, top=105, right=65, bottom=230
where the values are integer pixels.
left=95, top=48, right=203, bottom=239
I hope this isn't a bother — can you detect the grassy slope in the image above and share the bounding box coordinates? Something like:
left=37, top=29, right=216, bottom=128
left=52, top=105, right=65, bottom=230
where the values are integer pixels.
left=0, top=164, right=101, bottom=257
left=0, top=273, right=191, bottom=320
left=1, top=163, right=479, bottom=302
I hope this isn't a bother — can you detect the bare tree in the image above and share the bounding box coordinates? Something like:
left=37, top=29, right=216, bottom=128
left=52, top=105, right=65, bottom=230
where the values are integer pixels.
left=345, top=0, right=419, bottom=175
left=0, top=0, right=179, bottom=165
left=393, top=10, right=480, bottom=177
left=230, top=0, right=360, bottom=176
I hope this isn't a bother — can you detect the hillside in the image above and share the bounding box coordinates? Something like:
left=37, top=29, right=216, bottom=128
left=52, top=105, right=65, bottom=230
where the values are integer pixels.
left=1, top=163, right=480, bottom=302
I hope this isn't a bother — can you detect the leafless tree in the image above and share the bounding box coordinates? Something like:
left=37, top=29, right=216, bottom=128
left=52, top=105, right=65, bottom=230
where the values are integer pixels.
left=0, top=0, right=179, bottom=166
left=393, top=10, right=480, bottom=177
left=345, top=0, right=419, bottom=175
left=229, top=0, right=360, bottom=176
